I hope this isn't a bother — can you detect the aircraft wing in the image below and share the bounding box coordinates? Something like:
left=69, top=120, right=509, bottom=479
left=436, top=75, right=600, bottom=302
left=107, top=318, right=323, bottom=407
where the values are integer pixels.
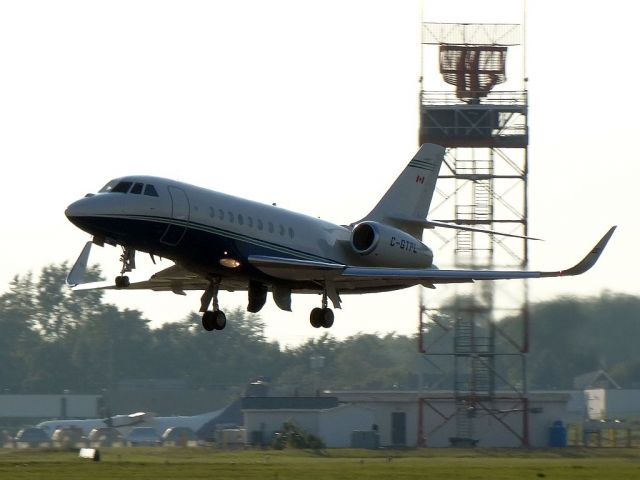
left=67, top=242, right=249, bottom=293
left=250, top=227, right=616, bottom=288
left=70, top=264, right=212, bottom=294
left=70, top=226, right=614, bottom=294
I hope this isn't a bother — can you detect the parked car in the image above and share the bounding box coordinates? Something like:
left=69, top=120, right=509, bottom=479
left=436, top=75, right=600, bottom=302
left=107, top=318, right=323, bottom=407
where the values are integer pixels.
left=51, top=426, right=84, bottom=446
left=88, top=427, right=123, bottom=446
left=126, top=427, right=161, bottom=446
left=162, top=426, right=197, bottom=446
left=0, top=430, right=12, bottom=446
left=15, top=427, right=49, bottom=446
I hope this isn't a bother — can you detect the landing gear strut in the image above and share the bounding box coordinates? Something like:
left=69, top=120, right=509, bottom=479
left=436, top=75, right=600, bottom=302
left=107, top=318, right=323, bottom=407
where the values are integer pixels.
left=309, top=290, right=334, bottom=329
left=115, top=246, right=135, bottom=288
left=200, top=279, right=226, bottom=331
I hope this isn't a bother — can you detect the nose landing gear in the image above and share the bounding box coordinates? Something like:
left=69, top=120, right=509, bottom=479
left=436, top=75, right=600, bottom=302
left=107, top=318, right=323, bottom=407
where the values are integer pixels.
left=114, top=275, right=130, bottom=288
left=115, top=247, right=135, bottom=288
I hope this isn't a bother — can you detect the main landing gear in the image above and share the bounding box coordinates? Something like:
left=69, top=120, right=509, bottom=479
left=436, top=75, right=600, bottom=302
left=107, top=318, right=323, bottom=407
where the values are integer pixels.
left=115, top=246, right=135, bottom=288
left=200, top=279, right=226, bottom=331
left=309, top=290, right=334, bottom=329
left=201, top=310, right=226, bottom=331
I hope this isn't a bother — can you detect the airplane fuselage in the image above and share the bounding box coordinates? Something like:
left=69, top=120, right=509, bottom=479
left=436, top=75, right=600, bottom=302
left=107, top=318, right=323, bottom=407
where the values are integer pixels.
left=66, top=176, right=434, bottom=294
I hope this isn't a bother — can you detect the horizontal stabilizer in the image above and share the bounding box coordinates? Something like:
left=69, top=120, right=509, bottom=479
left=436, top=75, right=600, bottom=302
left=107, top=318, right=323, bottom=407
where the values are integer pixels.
left=391, top=217, right=541, bottom=241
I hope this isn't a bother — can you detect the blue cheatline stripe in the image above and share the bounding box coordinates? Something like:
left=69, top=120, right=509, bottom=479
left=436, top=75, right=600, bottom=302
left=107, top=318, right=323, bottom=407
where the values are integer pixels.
left=92, top=213, right=341, bottom=264
left=409, top=159, right=435, bottom=171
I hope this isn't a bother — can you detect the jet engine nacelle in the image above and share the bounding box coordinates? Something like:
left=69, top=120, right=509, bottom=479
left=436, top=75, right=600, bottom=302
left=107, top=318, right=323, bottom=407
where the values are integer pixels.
left=350, top=221, right=433, bottom=268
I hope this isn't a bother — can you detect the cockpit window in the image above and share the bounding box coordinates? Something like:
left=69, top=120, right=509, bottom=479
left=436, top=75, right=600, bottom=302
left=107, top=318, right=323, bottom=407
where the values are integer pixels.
left=111, top=181, right=133, bottom=193
left=144, top=184, right=159, bottom=197
left=99, top=180, right=159, bottom=196
left=99, top=180, right=118, bottom=193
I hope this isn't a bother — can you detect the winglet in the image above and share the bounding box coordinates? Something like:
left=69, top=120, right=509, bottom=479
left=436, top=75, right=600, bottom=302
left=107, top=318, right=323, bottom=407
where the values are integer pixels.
left=541, top=226, right=616, bottom=278
left=66, top=241, right=93, bottom=286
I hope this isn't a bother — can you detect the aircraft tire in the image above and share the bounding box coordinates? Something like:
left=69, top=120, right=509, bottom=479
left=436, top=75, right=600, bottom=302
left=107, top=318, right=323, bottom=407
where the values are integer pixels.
left=115, top=276, right=130, bottom=288
left=213, top=310, right=227, bottom=330
left=202, top=311, right=216, bottom=331
left=310, top=307, right=323, bottom=328
left=321, top=308, right=334, bottom=328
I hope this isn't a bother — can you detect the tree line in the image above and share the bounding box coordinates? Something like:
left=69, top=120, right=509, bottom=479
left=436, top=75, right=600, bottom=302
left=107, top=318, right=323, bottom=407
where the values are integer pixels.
left=0, top=263, right=639, bottom=394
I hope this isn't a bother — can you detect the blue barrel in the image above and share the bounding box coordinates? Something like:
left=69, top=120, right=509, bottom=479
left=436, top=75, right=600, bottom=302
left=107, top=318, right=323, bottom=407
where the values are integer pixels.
left=549, top=420, right=567, bottom=447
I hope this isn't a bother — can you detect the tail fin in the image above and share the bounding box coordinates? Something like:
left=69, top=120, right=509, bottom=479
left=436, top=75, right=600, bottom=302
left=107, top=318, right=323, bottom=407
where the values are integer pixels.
left=359, top=143, right=445, bottom=238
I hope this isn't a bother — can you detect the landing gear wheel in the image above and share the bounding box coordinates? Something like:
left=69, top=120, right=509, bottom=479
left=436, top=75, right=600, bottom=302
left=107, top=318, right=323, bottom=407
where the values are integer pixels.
left=321, top=308, right=334, bottom=328
left=202, top=310, right=226, bottom=331
left=115, top=276, right=130, bottom=288
left=202, top=311, right=215, bottom=331
left=310, top=308, right=334, bottom=328
left=310, top=308, right=323, bottom=328
left=213, top=310, right=226, bottom=330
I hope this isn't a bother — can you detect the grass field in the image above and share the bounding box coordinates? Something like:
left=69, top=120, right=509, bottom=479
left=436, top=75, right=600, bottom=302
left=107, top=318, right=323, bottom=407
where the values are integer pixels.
left=1, top=447, right=640, bottom=480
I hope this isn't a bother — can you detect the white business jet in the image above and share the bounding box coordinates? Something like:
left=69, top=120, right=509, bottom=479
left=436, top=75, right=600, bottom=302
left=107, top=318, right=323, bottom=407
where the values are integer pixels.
left=37, top=408, right=225, bottom=438
left=65, top=144, right=615, bottom=331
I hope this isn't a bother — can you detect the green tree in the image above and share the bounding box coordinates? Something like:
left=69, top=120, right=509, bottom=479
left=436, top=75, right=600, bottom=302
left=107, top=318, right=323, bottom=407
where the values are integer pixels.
left=150, top=308, right=283, bottom=389
left=34, top=263, right=103, bottom=340
left=70, top=305, right=153, bottom=391
left=0, top=274, right=41, bottom=391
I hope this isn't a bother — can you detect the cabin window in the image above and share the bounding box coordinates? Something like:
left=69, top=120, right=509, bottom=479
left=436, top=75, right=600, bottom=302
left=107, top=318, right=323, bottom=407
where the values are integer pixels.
left=238, top=214, right=244, bottom=226
left=288, top=227, right=295, bottom=239
left=112, top=181, right=133, bottom=193
left=247, top=216, right=253, bottom=228
left=218, top=209, right=224, bottom=220
left=144, top=184, right=159, bottom=197
left=279, top=224, right=285, bottom=236
left=130, top=182, right=144, bottom=195
left=268, top=222, right=274, bottom=234
left=228, top=212, right=234, bottom=223
left=257, top=219, right=263, bottom=231
left=209, top=207, right=215, bottom=218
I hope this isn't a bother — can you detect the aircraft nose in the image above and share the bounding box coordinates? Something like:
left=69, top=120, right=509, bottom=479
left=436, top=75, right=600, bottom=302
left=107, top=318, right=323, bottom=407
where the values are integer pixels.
left=65, top=195, right=97, bottom=221
left=65, top=198, right=87, bottom=219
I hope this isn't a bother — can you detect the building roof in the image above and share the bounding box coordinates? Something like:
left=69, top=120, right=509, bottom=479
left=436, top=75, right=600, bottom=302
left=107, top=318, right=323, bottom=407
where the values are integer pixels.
left=573, top=369, right=621, bottom=390
left=241, top=396, right=338, bottom=410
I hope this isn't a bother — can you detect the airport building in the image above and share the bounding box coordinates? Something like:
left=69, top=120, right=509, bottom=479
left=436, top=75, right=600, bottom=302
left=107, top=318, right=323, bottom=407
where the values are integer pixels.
left=241, top=390, right=570, bottom=448
left=6, top=386, right=640, bottom=448
left=242, top=397, right=375, bottom=448
left=0, top=394, right=100, bottom=420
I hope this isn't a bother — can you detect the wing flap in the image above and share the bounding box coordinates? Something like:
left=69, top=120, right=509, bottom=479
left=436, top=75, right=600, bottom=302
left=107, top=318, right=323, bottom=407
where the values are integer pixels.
left=341, top=266, right=539, bottom=283
left=248, top=255, right=345, bottom=281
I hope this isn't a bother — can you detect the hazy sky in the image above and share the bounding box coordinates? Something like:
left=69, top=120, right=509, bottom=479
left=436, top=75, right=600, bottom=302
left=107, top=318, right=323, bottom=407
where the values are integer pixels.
left=0, top=0, right=637, bottom=346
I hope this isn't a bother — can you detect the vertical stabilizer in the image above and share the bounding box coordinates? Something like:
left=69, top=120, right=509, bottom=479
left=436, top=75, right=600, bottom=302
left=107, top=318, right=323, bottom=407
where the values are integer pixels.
left=359, top=144, right=445, bottom=238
